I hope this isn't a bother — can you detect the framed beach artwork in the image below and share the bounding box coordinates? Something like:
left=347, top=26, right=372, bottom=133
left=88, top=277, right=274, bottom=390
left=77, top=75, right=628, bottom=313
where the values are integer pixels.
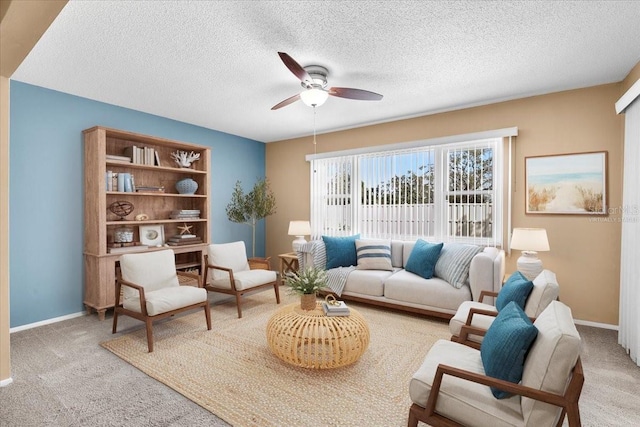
left=525, top=151, right=607, bottom=215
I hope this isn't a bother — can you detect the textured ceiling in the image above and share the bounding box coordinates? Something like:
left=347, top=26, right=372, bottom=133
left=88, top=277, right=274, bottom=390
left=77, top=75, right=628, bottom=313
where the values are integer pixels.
left=11, top=0, right=640, bottom=143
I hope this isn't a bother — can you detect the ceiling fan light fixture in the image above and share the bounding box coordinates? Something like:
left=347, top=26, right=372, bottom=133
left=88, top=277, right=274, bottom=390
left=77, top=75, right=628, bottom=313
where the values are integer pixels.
left=300, top=88, right=329, bottom=107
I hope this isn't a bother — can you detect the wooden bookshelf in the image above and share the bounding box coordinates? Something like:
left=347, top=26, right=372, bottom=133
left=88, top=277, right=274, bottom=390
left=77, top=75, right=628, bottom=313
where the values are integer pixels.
left=83, top=126, right=211, bottom=320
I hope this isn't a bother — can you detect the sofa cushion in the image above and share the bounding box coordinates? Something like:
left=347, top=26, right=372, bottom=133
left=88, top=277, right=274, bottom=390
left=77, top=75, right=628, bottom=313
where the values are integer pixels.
left=390, top=240, right=404, bottom=268
left=404, top=239, right=443, bottom=279
left=355, top=239, right=393, bottom=271
left=481, top=301, right=538, bottom=399
left=322, top=234, right=360, bottom=269
left=435, top=243, right=484, bottom=289
left=524, top=270, right=560, bottom=317
left=343, top=269, right=396, bottom=297
left=496, top=271, right=534, bottom=311
left=384, top=270, right=471, bottom=311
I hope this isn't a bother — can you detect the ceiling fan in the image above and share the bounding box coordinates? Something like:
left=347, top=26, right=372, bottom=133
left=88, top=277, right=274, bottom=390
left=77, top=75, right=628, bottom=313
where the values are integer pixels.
left=271, top=52, right=383, bottom=110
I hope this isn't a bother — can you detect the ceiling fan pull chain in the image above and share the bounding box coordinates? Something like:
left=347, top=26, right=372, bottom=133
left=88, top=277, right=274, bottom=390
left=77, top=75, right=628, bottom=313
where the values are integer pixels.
left=313, top=106, right=317, bottom=155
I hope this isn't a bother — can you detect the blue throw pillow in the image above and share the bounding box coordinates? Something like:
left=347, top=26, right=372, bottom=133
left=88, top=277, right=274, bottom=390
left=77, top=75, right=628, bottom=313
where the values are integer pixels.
left=404, top=239, right=444, bottom=279
left=480, top=301, right=538, bottom=399
left=496, top=271, right=534, bottom=311
left=322, top=234, right=360, bottom=269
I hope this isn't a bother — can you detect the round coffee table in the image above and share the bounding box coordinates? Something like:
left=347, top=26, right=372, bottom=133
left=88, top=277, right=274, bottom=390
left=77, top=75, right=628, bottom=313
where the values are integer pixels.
left=266, top=302, right=370, bottom=369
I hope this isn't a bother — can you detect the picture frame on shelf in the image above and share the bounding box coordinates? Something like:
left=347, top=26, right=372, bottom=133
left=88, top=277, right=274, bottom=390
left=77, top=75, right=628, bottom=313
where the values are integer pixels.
left=139, top=224, right=165, bottom=246
left=525, top=151, right=607, bottom=215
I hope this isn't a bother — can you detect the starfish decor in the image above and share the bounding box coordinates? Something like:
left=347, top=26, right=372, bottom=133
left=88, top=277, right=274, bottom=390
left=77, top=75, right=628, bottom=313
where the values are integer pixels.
left=177, top=223, right=193, bottom=235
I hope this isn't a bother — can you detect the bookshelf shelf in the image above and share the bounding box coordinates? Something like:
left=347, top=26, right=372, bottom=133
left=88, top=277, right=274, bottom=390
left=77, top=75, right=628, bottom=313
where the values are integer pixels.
left=106, top=191, right=207, bottom=198
left=83, top=126, right=211, bottom=320
left=106, top=218, right=207, bottom=226
left=106, top=160, right=208, bottom=174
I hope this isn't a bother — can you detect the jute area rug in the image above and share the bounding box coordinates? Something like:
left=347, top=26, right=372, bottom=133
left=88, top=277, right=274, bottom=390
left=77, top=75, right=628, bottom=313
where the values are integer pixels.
left=101, top=291, right=451, bottom=427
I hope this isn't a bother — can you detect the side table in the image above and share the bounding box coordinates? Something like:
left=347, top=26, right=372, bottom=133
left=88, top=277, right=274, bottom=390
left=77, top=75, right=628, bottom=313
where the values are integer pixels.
left=278, top=252, right=299, bottom=281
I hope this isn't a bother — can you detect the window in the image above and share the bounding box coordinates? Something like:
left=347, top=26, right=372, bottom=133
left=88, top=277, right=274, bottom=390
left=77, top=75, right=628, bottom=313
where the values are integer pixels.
left=309, top=135, right=504, bottom=247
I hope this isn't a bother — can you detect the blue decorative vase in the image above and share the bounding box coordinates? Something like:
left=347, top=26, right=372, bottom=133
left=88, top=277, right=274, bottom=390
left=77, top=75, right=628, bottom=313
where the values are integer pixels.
left=175, top=178, right=198, bottom=195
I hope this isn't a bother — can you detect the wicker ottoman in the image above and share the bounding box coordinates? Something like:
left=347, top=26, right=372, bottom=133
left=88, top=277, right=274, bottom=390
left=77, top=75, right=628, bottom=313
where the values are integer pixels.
left=266, top=302, right=370, bottom=369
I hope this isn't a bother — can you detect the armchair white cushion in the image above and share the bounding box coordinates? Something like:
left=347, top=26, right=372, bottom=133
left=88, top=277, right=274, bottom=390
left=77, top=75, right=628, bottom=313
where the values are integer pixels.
left=209, top=270, right=277, bottom=291
left=207, top=241, right=251, bottom=280
left=449, top=270, right=560, bottom=343
left=120, top=249, right=180, bottom=298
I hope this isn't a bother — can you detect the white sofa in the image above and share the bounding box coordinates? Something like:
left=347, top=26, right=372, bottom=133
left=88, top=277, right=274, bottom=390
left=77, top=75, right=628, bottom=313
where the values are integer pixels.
left=297, top=239, right=505, bottom=319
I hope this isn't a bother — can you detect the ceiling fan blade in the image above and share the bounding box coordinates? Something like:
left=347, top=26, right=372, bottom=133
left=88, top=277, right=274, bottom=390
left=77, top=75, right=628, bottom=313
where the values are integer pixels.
left=328, top=87, right=383, bottom=101
left=271, top=93, right=301, bottom=110
left=278, top=52, right=313, bottom=86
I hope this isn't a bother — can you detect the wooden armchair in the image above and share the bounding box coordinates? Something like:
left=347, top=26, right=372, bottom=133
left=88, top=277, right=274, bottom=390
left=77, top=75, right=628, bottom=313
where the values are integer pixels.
left=203, top=241, right=280, bottom=318
left=449, top=269, right=560, bottom=345
left=408, top=301, right=584, bottom=427
left=112, top=250, right=211, bottom=352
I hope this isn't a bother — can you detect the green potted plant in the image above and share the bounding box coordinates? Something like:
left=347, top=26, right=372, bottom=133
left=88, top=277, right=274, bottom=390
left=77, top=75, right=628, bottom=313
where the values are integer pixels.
left=284, top=267, right=328, bottom=310
left=225, top=178, right=277, bottom=258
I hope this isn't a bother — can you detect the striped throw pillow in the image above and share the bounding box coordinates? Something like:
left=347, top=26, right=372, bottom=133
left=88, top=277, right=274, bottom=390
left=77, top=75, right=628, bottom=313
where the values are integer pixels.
left=355, top=239, right=393, bottom=271
left=434, top=243, right=484, bottom=288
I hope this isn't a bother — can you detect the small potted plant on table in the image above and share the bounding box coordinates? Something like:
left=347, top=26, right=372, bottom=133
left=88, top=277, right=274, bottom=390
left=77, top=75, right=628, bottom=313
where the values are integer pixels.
left=284, top=267, right=328, bottom=311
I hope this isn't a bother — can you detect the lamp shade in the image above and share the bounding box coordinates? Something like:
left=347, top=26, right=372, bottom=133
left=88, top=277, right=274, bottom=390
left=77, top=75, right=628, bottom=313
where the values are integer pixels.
left=300, top=88, right=329, bottom=107
left=288, top=220, right=311, bottom=252
left=288, top=221, right=311, bottom=236
left=510, top=228, right=550, bottom=252
left=510, top=228, right=550, bottom=280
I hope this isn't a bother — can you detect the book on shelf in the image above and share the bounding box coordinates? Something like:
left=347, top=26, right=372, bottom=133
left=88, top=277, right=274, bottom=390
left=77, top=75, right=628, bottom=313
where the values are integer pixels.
left=106, top=154, right=132, bottom=163
left=168, top=236, right=201, bottom=243
left=170, top=234, right=197, bottom=239
left=322, top=301, right=351, bottom=317
left=171, top=210, right=200, bottom=214
left=167, top=238, right=203, bottom=246
left=105, top=172, right=135, bottom=192
left=108, top=244, right=149, bottom=254
left=123, top=145, right=159, bottom=166
left=135, top=185, right=165, bottom=193
left=170, top=209, right=201, bottom=219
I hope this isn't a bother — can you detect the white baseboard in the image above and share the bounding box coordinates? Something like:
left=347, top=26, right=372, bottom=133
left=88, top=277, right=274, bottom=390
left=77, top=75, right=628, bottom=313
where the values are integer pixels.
left=0, top=377, right=13, bottom=387
left=9, top=311, right=86, bottom=333
left=574, top=318, right=618, bottom=331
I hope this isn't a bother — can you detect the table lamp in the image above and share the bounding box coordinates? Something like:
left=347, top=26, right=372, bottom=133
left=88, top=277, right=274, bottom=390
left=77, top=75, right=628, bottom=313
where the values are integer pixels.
left=288, top=220, right=311, bottom=252
left=510, top=228, right=550, bottom=280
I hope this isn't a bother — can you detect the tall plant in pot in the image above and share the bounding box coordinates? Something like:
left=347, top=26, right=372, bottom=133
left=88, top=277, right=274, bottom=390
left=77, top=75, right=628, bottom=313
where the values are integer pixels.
left=284, top=267, right=328, bottom=310
left=225, top=178, right=277, bottom=258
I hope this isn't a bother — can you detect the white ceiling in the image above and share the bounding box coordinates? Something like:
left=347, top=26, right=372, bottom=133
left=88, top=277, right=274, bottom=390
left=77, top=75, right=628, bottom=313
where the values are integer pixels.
left=12, top=0, right=640, bottom=143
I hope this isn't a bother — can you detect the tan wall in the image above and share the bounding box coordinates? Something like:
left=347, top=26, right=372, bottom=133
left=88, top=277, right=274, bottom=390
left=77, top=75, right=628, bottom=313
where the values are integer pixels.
left=0, top=0, right=68, bottom=385
left=266, top=83, right=624, bottom=325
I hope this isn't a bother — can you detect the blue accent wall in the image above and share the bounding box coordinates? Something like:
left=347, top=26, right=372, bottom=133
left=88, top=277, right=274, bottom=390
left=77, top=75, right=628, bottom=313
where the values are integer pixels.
left=9, top=81, right=266, bottom=327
